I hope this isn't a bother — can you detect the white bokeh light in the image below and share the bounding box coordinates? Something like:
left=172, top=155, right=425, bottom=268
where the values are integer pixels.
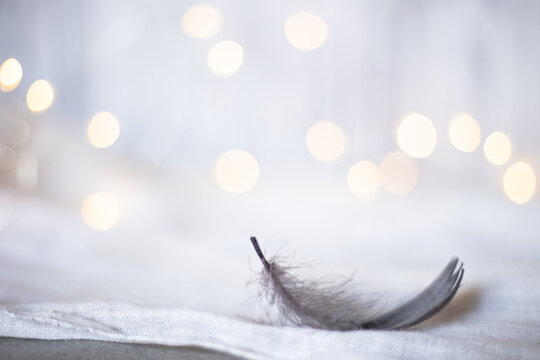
left=503, top=161, right=536, bottom=204
left=215, top=150, right=259, bottom=193
left=0, top=58, right=23, bottom=92
left=9, top=120, right=30, bottom=147
left=347, top=161, right=380, bottom=199
left=484, top=131, right=511, bottom=165
left=26, top=79, right=54, bottom=112
left=87, top=112, right=120, bottom=149
left=306, top=121, right=347, bottom=163
left=16, top=150, right=38, bottom=191
left=0, top=145, right=16, bottom=170
left=448, top=114, right=482, bottom=152
left=81, top=192, right=120, bottom=231
left=284, top=12, right=328, bottom=51
left=182, top=4, right=223, bottom=39
left=396, top=113, right=437, bottom=158
left=207, top=41, right=244, bottom=78
left=380, top=151, right=419, bottom=195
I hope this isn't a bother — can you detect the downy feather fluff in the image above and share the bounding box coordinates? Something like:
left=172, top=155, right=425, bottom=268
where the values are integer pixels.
left=250, top=236, right=464, bottom=330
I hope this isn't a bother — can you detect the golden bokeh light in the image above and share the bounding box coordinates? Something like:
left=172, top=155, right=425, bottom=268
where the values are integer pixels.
left=503, top=161, right=536, bottom=204
left=448, top=114, right=481, bottom=152
left=26, top=79, right=54, bottom=112
left=207, top=41, right=244, bottom=78
left=181, top=4, right=223, bottom=39
left=284, top=12, right=328, bottom=51
left=347, top=160, right=380, bottom=198
left=306, top=121, right=347, bottom=163
left=380, top=151, right=419, bottom=195
left=483, top=131, right=511, bottom=165
left=0, top=58, right=23, bottom=92
left=81, top=192, right=120, bottom=231
left=215, top=150, right=259, bottom=193
left=87, top=112, right=120, bottom=148
left=396, top=113, right=437, bottom=158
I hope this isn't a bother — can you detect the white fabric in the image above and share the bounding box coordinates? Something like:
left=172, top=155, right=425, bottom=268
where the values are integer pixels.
left=1, top=192, right=540, bottom=359
left=0, top=298, right=538, bottom=360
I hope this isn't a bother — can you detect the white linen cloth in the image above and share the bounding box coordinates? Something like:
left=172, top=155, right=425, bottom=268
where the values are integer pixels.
left=1, top=297, right=538, bottom=360
left=1, top=191, right=539, bottom=359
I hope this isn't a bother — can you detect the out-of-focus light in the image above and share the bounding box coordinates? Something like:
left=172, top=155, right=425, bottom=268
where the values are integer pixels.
left=484, top=131, right=511, bottom=165
left=87, top=112, right=120, bottom=148
left=207, top=41, right=244, bottom=78
left=0, top=58, right=23, bottom=92
left=81, top=192, right=120, bottom=231
left=0, top=145, right=16, bottom=170
left=380, top=151, right=419, bottom=195
left=285, top=13, right=328, bottom=51
left=396, top=113, right=437, bottom=158
left=448, top=114, right=481, bottom=152
left=16, top=150, right=38, bottom=190
left=347, top=160, right=379, bottom=198
left=26, top=80, right=54, bottom=112
left=182, top=4, right=222, bottom=39
left=503, top=161, right=536, bottom=204
left=306, top=121, right=347, bottom=163
left=215, top=150, right=259, bottom=193
left=9, top=120, right=30, bottom=147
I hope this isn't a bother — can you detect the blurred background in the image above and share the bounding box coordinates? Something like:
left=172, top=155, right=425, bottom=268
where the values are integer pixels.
left=0, top=0, right=538, bottom=320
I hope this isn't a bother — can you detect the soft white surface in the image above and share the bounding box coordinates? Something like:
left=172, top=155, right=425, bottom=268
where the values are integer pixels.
left=0, top=190, right=539, bottom=359
left=0, top=295, right=538, bottom=360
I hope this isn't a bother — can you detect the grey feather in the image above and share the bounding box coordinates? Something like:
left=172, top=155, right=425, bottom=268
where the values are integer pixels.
left=250, top=237, right=464, bottom=331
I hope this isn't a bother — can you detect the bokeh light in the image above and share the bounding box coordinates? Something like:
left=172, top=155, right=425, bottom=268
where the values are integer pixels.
left=448, top=114, right=481, bottom=152
left=16, top=150, right=38, bottom=191
left=9, top=120, right=30, bottom=147
left=285, top=12, right=328, bottom=51
left=484, top=131, right=511, bottom=165
left=306, top=121, right=347, bottom=163
left=347, top=161, right=380, bottom=198
left=503, top=161, right=536, bottom=204
left=396, top=113, right=437, bottom=158
left=207, top=41, right=244, bottom=78
left=26, top=79, right=54, bottom=112
left=182, top=4, right=223, bottom=39
left=81, top=192, right=120, bottom=231
left=215, top=150, right=259, bottom=193
left=87, top=112, right=120, bottom=148
left=0, top=58, right=23, bottom=92
left=380, top=151, right=419, bottom=195
left=0, top=145, right=16, bottom=170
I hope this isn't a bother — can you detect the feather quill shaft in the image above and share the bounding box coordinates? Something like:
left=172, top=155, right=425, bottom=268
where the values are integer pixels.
left=250, top=236, right=464, bottom=330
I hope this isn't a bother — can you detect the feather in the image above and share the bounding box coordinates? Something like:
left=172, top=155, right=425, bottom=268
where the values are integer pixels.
left=250, top=236, right=464, bottom=331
